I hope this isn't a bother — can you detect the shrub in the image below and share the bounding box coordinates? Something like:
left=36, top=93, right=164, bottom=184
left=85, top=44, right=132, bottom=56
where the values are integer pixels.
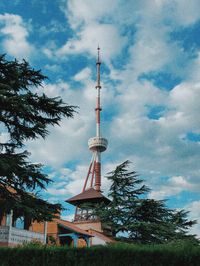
left=0, top=242, right=199, bottom=266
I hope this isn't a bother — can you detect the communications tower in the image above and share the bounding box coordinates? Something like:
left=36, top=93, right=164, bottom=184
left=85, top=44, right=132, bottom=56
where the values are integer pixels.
left=66, top=48, right=110, bottom=225
left=83, top=46, right=108, bottom=192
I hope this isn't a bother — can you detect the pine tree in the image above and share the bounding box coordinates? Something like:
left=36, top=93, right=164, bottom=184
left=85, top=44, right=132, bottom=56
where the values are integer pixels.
left=0, top=55, right=76, bottom=222
left=96, top=161, right=197, bottom=243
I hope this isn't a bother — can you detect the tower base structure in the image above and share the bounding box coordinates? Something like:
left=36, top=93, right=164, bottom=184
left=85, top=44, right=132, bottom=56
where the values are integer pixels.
left=66, top=187, right=114, bottom=246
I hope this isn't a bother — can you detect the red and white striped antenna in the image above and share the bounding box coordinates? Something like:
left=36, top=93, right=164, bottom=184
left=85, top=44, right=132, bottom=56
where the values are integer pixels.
left=83, top=47, right=108, bottom=192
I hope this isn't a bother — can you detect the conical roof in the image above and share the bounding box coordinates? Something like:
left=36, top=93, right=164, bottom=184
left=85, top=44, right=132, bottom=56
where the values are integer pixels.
left=66, top=187, right=110, bottom=206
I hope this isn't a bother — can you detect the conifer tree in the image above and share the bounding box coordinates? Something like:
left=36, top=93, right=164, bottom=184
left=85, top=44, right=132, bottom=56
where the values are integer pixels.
left=0, top=55, right=76, bottom=222
left=96, top=161, right=197, bottom=243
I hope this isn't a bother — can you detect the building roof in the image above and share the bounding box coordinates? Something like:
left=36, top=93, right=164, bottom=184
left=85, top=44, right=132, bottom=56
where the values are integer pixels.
left=66, top=187, right=110, bottom=206
left=56, top=218, right=93, bottom=237
left=89, top=229, right=116, bottom=243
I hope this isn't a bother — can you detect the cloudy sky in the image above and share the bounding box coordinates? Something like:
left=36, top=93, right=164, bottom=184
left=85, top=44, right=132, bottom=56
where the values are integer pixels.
left=0, top=0, right=200, bottom=236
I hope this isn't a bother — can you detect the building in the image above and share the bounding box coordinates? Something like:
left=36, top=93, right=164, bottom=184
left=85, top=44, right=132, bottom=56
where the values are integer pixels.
left=31, top=216, right=92, bottom=247
left=0, top=209, right=44, bottom=247
left=0, top=208, right=92, bottom=247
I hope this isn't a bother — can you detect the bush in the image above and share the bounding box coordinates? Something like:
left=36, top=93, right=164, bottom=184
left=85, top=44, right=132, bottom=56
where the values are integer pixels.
left=20, top=240, right=46, bottom=248
left=0, top=242, right=199, bottom=266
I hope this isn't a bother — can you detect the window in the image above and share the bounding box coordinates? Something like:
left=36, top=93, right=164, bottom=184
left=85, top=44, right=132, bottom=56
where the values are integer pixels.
left=6, top=214, right=11, bottom=226
left=13, top=217, right=25, bottom=229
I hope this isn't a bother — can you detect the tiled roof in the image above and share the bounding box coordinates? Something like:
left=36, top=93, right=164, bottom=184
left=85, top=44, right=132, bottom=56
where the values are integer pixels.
left=89, top=229, right=116, bottom=243
left=56, top=218, right=93, bottom=237
left=54, top=218, right=116, bottom=244
left=66, top=188, right=110, bottom=205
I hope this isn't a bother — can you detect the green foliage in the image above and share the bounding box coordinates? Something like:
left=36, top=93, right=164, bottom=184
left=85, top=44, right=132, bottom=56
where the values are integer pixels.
left=0, top=242, right=200, bottom=266
left=95, top=161, right=197, bottom=244
left=0, top=55, right=76, bottom=221
left=47, top=235, right=57, bottom=246
left=21, top=239, right=46, bottom=248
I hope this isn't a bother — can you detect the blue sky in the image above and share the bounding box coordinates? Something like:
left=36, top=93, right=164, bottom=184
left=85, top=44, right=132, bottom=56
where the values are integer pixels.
left=0, top=0, right=200, bottom=236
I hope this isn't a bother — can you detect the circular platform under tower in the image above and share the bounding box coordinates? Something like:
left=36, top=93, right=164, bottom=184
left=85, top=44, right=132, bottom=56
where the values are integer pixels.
left=88, top=137, right=108, bottom=152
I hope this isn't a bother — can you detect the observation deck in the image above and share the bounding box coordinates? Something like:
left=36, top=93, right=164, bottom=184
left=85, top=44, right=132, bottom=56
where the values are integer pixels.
left=88, top=137, right=108, bottom=152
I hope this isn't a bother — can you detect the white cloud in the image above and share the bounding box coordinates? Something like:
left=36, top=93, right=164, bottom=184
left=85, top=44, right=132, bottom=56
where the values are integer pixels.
left=149, top=176, right=195, bottom=200
left=27, top=78, right=95, bottom=168
left=57, top=23, right=127, bottom=63
left=74, top=67, right=91, bottom=81
left=54, top=0, right=132, bottom=63
left=44, top=64, right=62, bottom=72
left=0, top=13, right=34, bottom=59
left=65, top=0, right=119, bottom=28
left=169, top=82, right=200, bottom=127
left=104, top=69, right=200, bottom=199
left=185, top=201, right=200, bottom=238
left=170, top=0, right=200, bottom=26
left=56, top=0, right=200, bottom=66
left=46, top=165, right=89, bottom=197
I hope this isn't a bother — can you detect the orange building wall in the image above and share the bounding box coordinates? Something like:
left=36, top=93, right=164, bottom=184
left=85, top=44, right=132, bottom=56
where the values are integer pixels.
left=74, top=220, right=102, bottom=232
left=31, top=220, right=60, bottom=245
left=77, top=238, right=87, bottom=247
left=0, top=215, right=6, bottom=226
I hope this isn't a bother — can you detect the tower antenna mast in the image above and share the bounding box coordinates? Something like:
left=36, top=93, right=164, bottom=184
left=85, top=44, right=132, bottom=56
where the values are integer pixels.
left=83, top=47, right=108, bottom=192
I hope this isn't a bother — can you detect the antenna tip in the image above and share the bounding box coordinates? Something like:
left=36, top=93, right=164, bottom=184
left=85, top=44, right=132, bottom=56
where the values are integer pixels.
left=97, top=46, right=101, bottom=63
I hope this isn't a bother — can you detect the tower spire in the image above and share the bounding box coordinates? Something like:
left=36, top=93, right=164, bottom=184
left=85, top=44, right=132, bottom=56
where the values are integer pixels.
left=83, top=47, right=108, bottom=192
left=95, top=46, right=102, bottom=138
left=96, top=46, right=101, bottom=89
